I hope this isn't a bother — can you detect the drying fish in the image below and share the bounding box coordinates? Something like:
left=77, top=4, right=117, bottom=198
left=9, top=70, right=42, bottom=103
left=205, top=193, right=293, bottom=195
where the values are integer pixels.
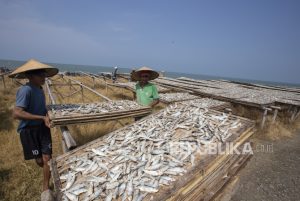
left=159, top=92, right=200, bottom=103
left=48, top=100, right=146, bottom=116
left=56, top=99, right=245, bottom=201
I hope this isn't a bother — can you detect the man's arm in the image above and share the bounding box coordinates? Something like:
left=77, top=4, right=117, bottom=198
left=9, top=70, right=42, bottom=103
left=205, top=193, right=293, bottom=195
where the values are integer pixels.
left=150, top=84, right=159, bottom=107
left=150, top=99, right=159, bottom=107
left=13, top=106, right=51, bottom=128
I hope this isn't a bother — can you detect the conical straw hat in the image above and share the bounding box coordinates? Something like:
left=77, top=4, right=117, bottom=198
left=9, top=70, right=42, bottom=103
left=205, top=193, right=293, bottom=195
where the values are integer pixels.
left=9, top=59, right=59, bottom=79
left=131, top=66, right=159, bottom=81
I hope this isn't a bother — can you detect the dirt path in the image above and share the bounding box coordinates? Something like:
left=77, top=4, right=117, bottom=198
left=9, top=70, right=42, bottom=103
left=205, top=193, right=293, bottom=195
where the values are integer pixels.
left=230, top=131, right=300, bottom=201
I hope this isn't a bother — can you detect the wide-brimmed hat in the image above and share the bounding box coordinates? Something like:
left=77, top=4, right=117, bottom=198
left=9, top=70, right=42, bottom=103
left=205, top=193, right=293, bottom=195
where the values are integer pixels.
left=131, top=66, right=159, bottom=81
left=8, top=59, right=59, bottom=79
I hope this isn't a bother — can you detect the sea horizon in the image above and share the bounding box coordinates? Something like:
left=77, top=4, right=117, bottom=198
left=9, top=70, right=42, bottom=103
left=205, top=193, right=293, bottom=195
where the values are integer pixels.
left=1, top=58, right=299, bottom=87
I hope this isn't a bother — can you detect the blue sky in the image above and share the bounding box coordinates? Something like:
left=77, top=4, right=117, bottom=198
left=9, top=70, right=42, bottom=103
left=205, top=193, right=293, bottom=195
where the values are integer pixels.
left=0, top=0, right=299, bottom=84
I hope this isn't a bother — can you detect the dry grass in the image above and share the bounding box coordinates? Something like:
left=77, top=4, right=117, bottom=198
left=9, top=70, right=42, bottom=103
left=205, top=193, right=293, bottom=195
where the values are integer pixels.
left=257, top=118, right=300, bottom=140
left=231, top=103, right=300, bottom=140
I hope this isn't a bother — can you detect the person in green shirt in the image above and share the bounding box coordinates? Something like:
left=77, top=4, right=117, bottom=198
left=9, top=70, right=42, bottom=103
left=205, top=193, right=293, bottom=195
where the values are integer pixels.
left=131, top=66, right=160, bottom=107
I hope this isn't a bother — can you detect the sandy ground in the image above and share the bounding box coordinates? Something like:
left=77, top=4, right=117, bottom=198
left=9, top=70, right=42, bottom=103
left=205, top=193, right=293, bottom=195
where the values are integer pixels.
left=231, top=129, right=300, bottom=201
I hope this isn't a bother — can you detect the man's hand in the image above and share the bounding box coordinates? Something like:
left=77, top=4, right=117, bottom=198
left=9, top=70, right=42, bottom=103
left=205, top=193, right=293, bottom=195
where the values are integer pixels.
left=13, top=106, right=52, bottom=128
left=150, top=99, right=159, bottom=108
left=43, top=115, right=51, bottom=128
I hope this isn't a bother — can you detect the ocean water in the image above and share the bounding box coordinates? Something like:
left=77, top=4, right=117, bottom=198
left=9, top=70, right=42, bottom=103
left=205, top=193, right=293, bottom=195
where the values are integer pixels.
left=1, top=59, right=299, bottom=87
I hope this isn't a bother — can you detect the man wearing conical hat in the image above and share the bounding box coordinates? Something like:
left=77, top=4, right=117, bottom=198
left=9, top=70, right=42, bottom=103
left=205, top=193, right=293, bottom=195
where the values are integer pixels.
left=131, top=66, right=160, bottom=108
left=9, top=59, right=58, bottom=200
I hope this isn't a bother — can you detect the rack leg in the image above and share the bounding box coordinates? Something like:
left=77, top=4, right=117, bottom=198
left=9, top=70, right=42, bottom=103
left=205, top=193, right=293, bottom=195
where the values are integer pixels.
left=289, top=107, right=297, bottom=122
left=261, top=109, right=268, bottom=129
left=1, top=75, right=6, bottom=89
left=271, top=109, right=278, bottom=124
left=81, top=86, right=84, bottom=102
